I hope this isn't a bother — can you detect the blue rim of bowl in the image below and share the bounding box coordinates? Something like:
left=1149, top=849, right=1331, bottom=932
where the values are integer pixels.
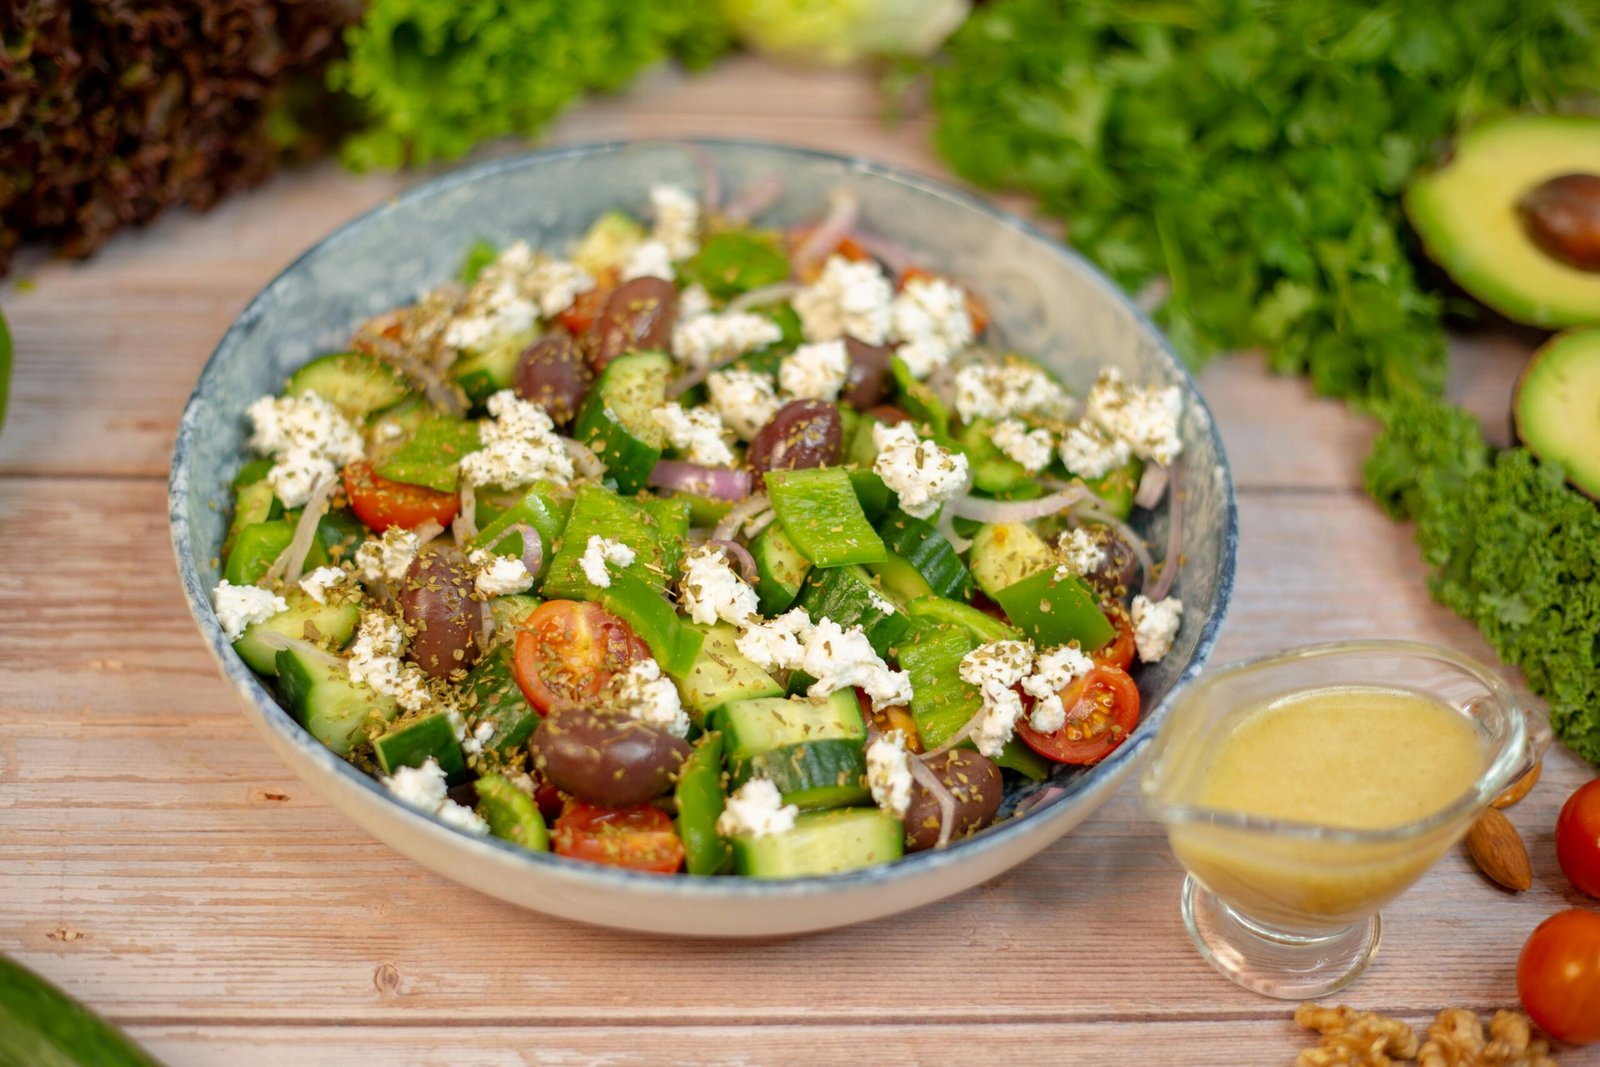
left=170, top=137, right=1238, bottom=898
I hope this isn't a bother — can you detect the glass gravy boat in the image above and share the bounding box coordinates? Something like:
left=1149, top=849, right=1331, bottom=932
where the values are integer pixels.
left=1140, top=641, right=1548, bottom=999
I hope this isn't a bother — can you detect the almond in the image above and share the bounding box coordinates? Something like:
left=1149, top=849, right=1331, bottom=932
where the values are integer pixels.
left=1492, top=759, right=1541, bottom=809
left=1467, top=807, right=1532, bottom=892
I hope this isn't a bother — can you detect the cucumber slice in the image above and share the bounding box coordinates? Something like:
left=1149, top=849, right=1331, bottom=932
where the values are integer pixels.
left=678, top=624, right=783, bottom=721
left=794, top=566, right=909, bottom=658
left=731, top=808, right=903, bottom=878
left=461, top=644, right=540, bottom=755
left=1081, top=459, right=1143, bottom=522
left=873, top=508, right=972, bottom=600
left=992, top=568, right=1114, bottom=650
left=274, top=640, right=398, bottom=756
left=232, top=456, right=274, bottom=489
left=958, top=418, right=1032, bottom=495
left=765, top=467, right=887, bottom=568
left=287, top=351, right=410, bottom=417
left=233, top=591, right=360, bottom=676
left=451, top=328, right=535, bottom=408
left=716, top=690, right=865, bottom=764
left=222, top=519, right=330, bottom=587
left=488, top=594, right=542, bottom=632
left=968, top=522, right=1055, bottom=600
left=475, top=774, right=550, bottom=852
left=730, top=738, right=870, bottom=810
left=676, top=731, right=732, bottom=875
left=890, top=356, right=950, bottom=436
left=224, top=477, right=280, bottom=557
left=572, top=210, right=647, bottom=276
left=373, top=712, right=468, bottom=783
left=751, top=521, right=811, bottom=615
left=572, top=350, right=672, bottom=494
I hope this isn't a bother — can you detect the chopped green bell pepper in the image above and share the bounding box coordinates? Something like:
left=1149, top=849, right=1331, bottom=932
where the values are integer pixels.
left=765, top=467, right=887, bottom=568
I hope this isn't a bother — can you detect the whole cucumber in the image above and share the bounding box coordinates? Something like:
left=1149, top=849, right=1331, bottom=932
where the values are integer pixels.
left=0, top=954, right=162, bottom=1067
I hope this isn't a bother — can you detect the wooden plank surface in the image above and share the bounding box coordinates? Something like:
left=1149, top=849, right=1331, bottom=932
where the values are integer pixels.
left=2, top=53, right=1596, bottom=1066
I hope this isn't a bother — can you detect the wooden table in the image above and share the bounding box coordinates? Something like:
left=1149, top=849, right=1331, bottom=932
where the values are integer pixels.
left=3, top=55, right=1595, bottom=1066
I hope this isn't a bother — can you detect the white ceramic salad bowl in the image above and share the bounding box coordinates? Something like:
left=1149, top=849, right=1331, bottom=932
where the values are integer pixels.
left=170, top=139, right=1237, bottom=936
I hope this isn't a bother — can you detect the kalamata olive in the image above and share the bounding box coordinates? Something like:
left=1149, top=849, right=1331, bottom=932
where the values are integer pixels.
left=530, top=707, right=691, bottom=808
left=746, top=399, right=843, bottom=483
left=867, top=404, right=911, bottom=427
left=586, top=276, right=678, bottom=372
left=514, top=329, right=591, bottom=425
left=1080, top=524, right=1143, bottom=599
left=903, top=749, right=1004, bottom=853
left=1518, top=173, right=1600, bottom=272
left=398, top=551, right=485, bottom=679
left=841, top=336, right=894, bottom=409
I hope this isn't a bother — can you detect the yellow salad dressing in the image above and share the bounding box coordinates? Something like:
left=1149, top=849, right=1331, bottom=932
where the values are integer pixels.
left=1171, top=686, right=1487, bottom=927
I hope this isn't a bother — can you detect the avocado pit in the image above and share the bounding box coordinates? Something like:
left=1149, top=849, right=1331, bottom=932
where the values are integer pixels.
left=1517, top=173, right=1600, bottom=272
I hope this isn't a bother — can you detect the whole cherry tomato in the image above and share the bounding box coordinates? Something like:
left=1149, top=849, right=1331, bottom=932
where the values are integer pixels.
left=1517, top=908, right=1600, bottom=1044
left=1557, top=780, right=1600, bottom=898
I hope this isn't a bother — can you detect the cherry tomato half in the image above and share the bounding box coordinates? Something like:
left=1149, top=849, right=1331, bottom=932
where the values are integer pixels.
left=1557, top=779, right=1600, bottom=898
left=1093, top=602, right=1136, bottom=672
left=512, top=600, right=650, bottom=715
left=557, top=283, right=609, bottom=337
left=1517, top=908, right=1600, bottom=1044
left=1016, top=665, right=1140, bottom=765
left=898, top=265, right=990, bottom=335
left=343, top=459, right=460, bottom=533
left=553, top=799, right=685, bottom=874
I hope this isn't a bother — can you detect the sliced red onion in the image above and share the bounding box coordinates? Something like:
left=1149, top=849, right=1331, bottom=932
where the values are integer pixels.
left=846, top=228, right=912, bottom=275
left=1134, top=462, right=1169, bottom=510
left=666, top=342, right=765, bottom=399
left=711, top=492, right=771, bottom=543
left=452, top=481, right=479, bottom=544
left=950, top=486, right=1088, bottom=524
left=923, top=711, right=982, bottom=761
left=482, top=522, right=545, bottom=581
left=1146, top=463, right=1184, bottom=603
left=1071, top=501, right=1156, bottom=587
left=722, top=174, right=784, bottom=226
left=743, top=507, right=778, bottom=541
left=706, top=538, right=758, bottom=584
left=561, top=437, right=606, bottom=481
left=648, top=460, right=753, bottom=501
left=935, top=504, right=972, bottom=554
left=267, top=473, right=336, bottom=588
left=726, top=281, right=800, bottom=314
left=792, top=188, right=860, bottom=277
left=908, top=756, right=959, bottom=850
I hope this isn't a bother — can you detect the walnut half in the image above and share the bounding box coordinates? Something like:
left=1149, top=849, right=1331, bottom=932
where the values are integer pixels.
left=1294, top=1005, right=1558, bottom=1067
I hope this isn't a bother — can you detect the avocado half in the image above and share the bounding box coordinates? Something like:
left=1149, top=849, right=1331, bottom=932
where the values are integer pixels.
left=1515, top=328, right=1600, bottom=498
left=1407, top=115, right=1600, bottom=329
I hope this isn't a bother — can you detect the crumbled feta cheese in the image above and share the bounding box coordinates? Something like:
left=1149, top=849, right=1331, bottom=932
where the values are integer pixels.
left=716, top=777, right=798, bottom=838
left=992, top=418, right=1054, bottom=473
left=952, top=361, right=1066, bottom=423
left=800, top=618, right=913, bottom=711
left=778, top=340, right=849, bottom=401
left=604, top=658, right=690, bottom=738
left=459, top=389, right=575, bottom=489
left=527, top=256, right=596, bottom=319
left=1085, top=368, right=1184, bottom=466
left=872, top=421, right=970, bottom=520
left=652, top=403, right=736, bottom=467
left=866, top=731, right=914, bottom=819
left=671, top=311, right=783, bottom=370
left=621, top=239, right=675, bottom=282
left=959, top=639, right=1035, bottom=758
left=708, top=368, right=781, bottom=441
left=212, top=580, right=288, bottom=640
left=579, top=535, right=636, bottom=588
left=890, top=275, right=974, bottom=379
left=1058, top=421, right=1132, bottom=480
left=468, top=548, right=534, bottom=598
left=246, top=392, right=364, bottom=509
left=1131, top=595, right=1183, bottom=664
left=462, top=719, right=496, bottom=758
left=1055, top=528, right=1107, bottom=579
left=381, top=758, right=489, bottom=836
left=347, top=611, right=433, bottom=712
left=1021, top=643, right=1095, bottom=734
left=355, top=526, right=423, bottom=586
left=677, top=283, right=713, bottom=321
left=649, top=184, right=701, bottom=260
left=735, top=608, right=814, bottom=671
left=444, top=242, right=541, bottom=351
left=297, top=566, right=347, bottom=605
left=735, top=610, right=912, bottom=712
left=678, top=545, right=759, bottom=628
left=793, top=255, right=893, bottom=345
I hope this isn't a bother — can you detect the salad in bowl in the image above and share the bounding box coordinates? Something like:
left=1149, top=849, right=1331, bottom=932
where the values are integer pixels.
left=209, top=175, right=1192, bottom=881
